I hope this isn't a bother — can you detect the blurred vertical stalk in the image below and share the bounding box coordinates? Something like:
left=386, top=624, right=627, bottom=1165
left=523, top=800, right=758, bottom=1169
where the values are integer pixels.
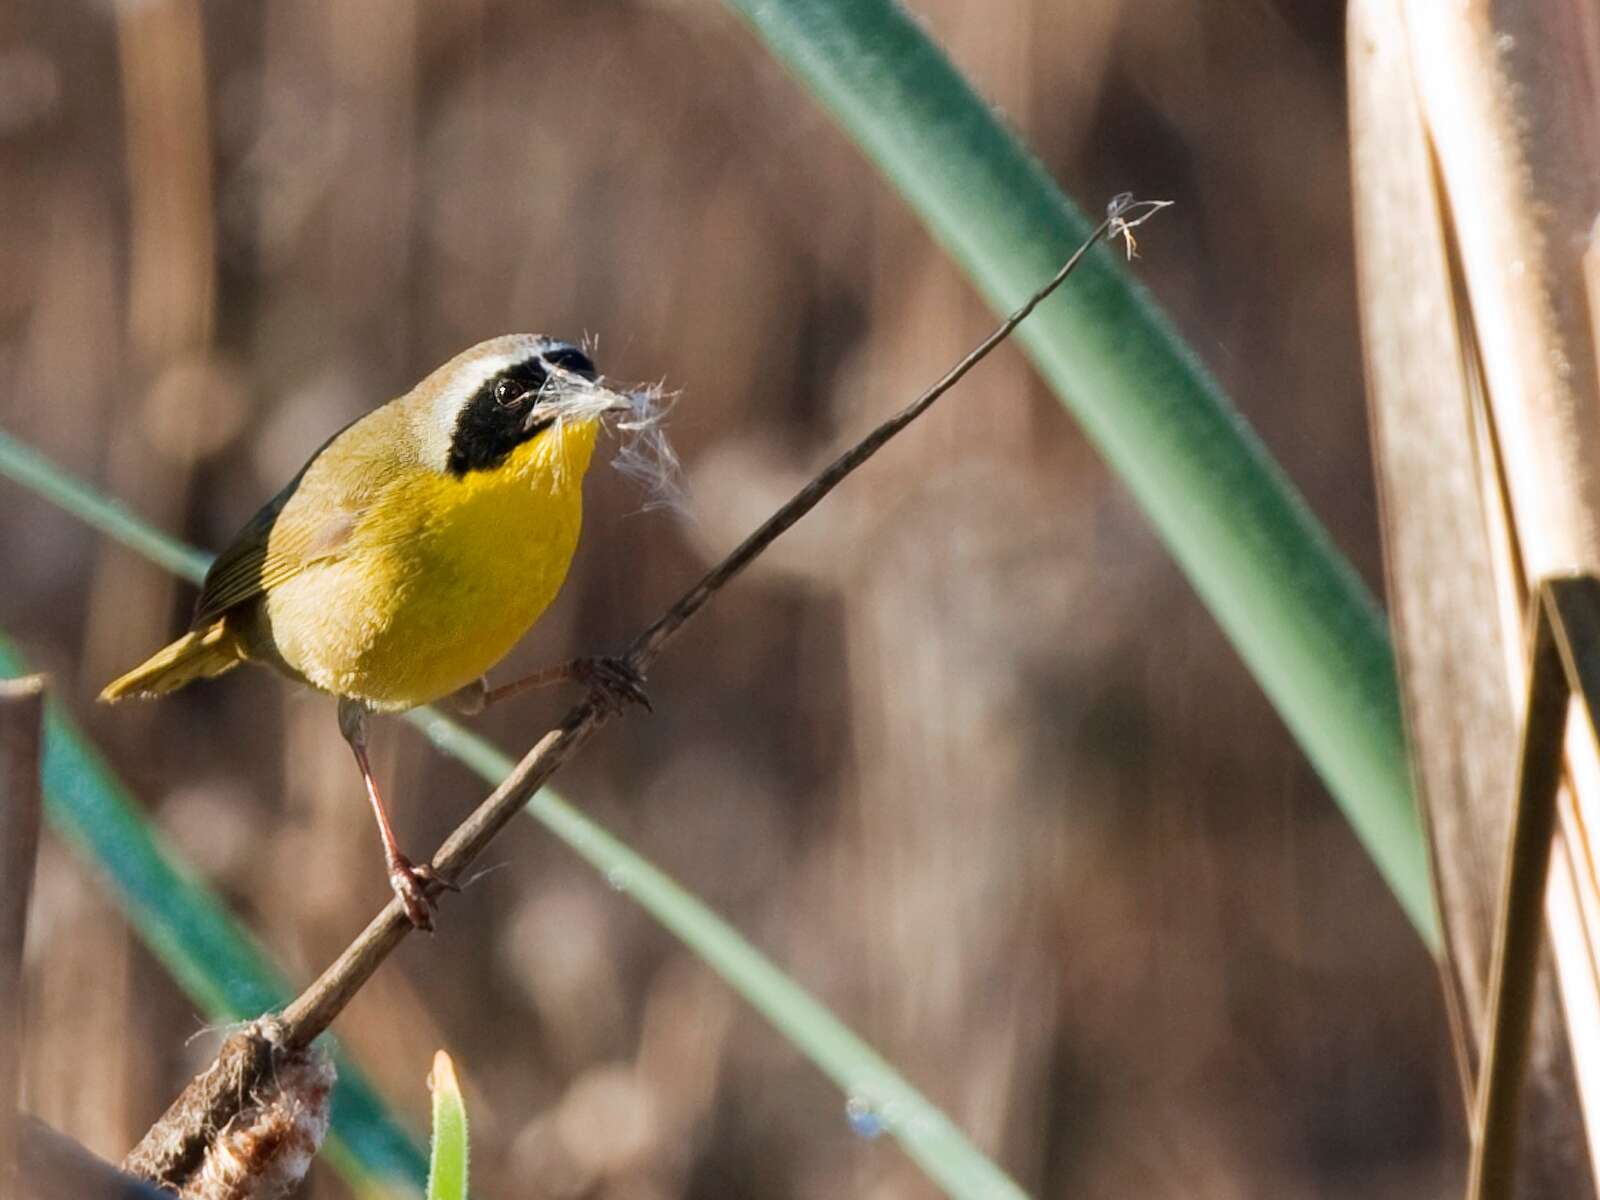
left=1406, top=0, right=1600, bottom=1179
left=1352, top=0, right=1600, bottom=1191
left=724, top=0, right=1437, bottom=944
left=0, top=676, right=45, bottom=1200
left=60, top=0, right=225, bottom=1160
left=117, top=0, right=215, bottom=362
left=93, top=0, right=217, bottom=692
left=1348, top=0, right=1508, bottom=1075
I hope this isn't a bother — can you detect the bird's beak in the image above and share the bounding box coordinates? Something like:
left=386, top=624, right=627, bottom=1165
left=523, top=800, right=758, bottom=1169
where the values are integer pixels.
left=518, top=378, right=631, bottom=431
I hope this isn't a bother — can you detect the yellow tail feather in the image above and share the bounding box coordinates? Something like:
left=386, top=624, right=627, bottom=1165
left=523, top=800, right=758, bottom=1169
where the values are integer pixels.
left=99, top=620, right=242, bottom=702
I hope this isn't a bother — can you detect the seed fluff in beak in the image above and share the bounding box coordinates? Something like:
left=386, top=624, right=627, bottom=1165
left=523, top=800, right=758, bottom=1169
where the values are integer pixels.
left=535, top=351, right=687, bottom=516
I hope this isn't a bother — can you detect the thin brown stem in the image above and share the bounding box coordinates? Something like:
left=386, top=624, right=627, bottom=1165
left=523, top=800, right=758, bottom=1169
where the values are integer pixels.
left=279, top=199, right=1158, bottom=1047
left=625, top=199, right=1162, bottom=671
left=137, top=197, right=1166, bottom=1164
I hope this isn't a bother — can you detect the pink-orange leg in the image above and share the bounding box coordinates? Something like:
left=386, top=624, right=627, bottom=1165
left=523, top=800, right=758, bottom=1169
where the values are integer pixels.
left=460, top=655, right=651, bottom=714
left=338, top=698, right=455, bottom=930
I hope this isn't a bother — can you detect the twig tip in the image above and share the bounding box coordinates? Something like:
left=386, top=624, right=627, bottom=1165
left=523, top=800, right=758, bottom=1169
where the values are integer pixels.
left=1107, top=195, right=1174, bottom=260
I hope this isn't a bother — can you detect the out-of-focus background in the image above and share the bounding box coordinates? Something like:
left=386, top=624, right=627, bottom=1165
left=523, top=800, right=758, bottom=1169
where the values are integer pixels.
left=0, top=1, right=1458, bottom=1196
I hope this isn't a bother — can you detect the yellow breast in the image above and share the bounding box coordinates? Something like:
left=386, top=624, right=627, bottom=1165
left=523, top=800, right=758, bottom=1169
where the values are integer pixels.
left=263, top=420, right=599, bottom=709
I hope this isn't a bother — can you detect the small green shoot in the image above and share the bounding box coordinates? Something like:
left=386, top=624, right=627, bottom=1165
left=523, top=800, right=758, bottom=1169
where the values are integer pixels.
left=427, top=1051, right=470, bottom=1200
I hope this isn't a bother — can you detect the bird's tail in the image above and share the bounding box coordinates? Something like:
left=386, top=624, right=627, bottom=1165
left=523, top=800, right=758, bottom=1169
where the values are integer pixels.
left=99, top=619, right=243, bottom=702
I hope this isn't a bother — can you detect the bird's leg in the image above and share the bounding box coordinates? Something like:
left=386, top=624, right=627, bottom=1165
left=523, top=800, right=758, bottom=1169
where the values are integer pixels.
left=446, top=678, right=488, bottom=716
left=337, top=698, right=456, bottom=931
left=475, top=656, right=651, bottom=715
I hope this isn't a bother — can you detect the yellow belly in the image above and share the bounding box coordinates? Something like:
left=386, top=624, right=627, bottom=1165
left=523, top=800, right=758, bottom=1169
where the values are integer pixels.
left=262, top=422, right=597, bottom=709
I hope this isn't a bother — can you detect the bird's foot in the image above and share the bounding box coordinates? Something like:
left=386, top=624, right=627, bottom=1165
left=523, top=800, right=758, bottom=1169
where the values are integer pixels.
left=387, top=853, right=459, bottom=932
left=572, top=655, right=652, bottom=715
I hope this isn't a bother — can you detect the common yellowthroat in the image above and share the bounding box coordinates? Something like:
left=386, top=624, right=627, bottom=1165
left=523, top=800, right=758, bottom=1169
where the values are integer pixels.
left=101, top=335, right=647, bottom=928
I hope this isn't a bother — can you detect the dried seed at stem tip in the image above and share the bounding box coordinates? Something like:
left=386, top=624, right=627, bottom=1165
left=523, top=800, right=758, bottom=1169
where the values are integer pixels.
left=1108, top=196, right=1173, bottom=259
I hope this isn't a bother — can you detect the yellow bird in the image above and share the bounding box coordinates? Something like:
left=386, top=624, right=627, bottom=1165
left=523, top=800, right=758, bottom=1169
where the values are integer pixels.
left=101, top=335, right=647, bottom=928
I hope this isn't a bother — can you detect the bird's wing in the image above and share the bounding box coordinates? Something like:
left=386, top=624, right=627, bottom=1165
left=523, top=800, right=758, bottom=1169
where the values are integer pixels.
left=192, top=412, right=394, bottom=624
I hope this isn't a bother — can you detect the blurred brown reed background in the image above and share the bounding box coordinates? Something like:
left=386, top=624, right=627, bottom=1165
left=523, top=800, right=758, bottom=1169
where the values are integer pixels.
left=0, top=1, right=1457, bottom=1196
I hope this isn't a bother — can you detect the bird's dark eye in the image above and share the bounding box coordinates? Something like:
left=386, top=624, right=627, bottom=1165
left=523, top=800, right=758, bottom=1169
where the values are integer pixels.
left=493, top=378, right=520, bottom=407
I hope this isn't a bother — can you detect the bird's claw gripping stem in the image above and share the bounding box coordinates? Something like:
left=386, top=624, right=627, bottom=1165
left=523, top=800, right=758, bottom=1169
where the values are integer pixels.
left=387, top=854, right=459, bottom=932
left=572, top=655, right=652, bottom=715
